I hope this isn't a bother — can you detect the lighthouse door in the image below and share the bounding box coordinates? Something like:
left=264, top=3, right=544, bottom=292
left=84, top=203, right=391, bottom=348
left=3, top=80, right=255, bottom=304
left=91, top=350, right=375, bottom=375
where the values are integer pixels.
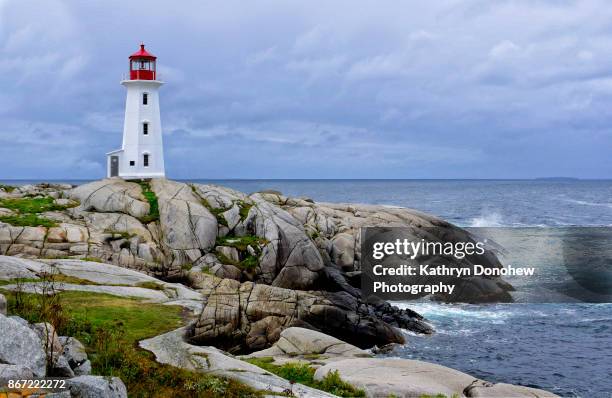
left=110, top=156, right=119, bottom=177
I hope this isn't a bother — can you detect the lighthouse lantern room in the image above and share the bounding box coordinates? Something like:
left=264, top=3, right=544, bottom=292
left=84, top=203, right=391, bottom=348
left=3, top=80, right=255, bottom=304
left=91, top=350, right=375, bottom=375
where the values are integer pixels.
left=107, top=44, right=165, bottom=179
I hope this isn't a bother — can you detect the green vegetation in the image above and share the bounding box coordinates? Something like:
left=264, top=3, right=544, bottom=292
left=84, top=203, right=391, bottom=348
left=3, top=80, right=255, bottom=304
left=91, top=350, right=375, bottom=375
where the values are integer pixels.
left=0, top=196, right=71, bottom=213
left=0, top=196, right=76, bottom=227
left=200, top=198, right=228, bottom=226
left=181, top=263, right=194, bottom=271
left=245, top=358, right=365, bottom=397
left=0, top=184, right=15, bottom=193
left=216, top=235, right=267, bottom=252
left=237, top=200, right=252, bottom=221
left=0, top=213, right=57, bottom=227
left=215, top=235, right=268, bottom=271
left=138, top=181, right=160, bottom=223
left=135, top=281, right=165, bottom=291
left=0, top=277, right=40, bottom=286
left=1, top=286, right=261, bottom=397
left=82, top=257, right=104, bottom=263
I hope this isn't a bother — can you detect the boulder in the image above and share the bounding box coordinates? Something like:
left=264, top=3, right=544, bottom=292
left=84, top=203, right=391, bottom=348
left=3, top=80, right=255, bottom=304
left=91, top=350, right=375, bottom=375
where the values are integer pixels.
left=216, top=245, right=240, bottom=263
left=73, top=359, right=92, bottom=376
left=66, top=375, right=127, bottom=398
left=330, top=232, right=355, bottom=270
left=69, top=179, right=149, bottom=219
left=303, top=350, right=560, bottom=398
left=0, top=255, right=42, bottom=280
left=59, top=336, right=88, bottom=370
left=140, top=327, right=336, bottom=397
left=0, top=314, right=47, bottom=377
left=465, top=380, right=559, bottom=397
left=32, top=322, right=62, bottom=350
left=274, top=327, right=368, bottom=358
left=151, top=179, right=217, bottom=266
left=0, top=364, right=34, bottom=384
left=189, top=275, right=427, bottom=353
left=246, top=193, right=325, bottom=290
left=245, top=327, right=370, bottom=365
left=51, top=354, right=75, bottom=377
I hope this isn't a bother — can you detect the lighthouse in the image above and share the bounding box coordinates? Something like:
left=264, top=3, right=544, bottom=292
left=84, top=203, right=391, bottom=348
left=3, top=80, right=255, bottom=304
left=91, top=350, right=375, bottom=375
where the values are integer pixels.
left=107, top=44, right=165, bottom=179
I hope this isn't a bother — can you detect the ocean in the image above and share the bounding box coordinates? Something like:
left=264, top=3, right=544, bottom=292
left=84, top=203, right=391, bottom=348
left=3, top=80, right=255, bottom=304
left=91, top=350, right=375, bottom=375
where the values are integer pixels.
left=4, top=179, right=612, bottom=396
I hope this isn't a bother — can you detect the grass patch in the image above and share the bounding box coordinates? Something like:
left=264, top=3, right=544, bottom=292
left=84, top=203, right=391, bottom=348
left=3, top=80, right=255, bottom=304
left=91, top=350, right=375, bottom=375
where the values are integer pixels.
left=216, top=235, right=268, bottom=270
left=138, top=181, right=159, bottom=223
left=0, top=196, right=70, bottom=213
left=2, top=289, right=261, bottom=397
left=216, top=235, right=267, bottom=252
left=200, top=198, right=228, bottom=227
left=82, top=257, right=104, bottom=263
left=0, top=277, right=41, bottom=286
left=0, top=214, right=57, bottom=227
left=237, top=200, right=252, bottom=221
left=238, top=255, right=259, bottom=270
left=245, top=358, right=365, bottom=397
left=0, top=184, right=15, bottom=193
left=0, top=196, right=74, bottom=227
left=135, top=281, right=165, bottom=291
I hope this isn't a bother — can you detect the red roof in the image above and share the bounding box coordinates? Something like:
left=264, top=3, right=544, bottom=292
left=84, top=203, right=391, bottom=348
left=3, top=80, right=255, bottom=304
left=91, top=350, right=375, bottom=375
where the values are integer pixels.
left=129, top=44, right=156, bottom=60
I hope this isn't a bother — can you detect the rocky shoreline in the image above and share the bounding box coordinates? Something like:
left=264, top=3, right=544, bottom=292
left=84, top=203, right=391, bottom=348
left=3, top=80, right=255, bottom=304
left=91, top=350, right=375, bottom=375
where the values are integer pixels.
left=0, top=179, right=557, bottom=397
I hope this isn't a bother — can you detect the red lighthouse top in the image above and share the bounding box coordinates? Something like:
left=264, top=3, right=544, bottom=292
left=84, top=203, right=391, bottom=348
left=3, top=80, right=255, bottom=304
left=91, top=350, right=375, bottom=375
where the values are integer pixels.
left=129, top=44, right=156, bottom=80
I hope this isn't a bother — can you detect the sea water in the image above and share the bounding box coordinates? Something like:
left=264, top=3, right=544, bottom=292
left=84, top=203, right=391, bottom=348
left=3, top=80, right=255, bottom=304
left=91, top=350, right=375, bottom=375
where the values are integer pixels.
left=195, top=179, right=612, bottom=397
left=5, top=179, right=612, bottom=396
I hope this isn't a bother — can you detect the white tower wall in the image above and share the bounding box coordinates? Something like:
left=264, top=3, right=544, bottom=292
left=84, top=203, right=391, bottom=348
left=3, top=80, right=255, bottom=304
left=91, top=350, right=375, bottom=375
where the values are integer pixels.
left=107, top=80, right=166, bottom=179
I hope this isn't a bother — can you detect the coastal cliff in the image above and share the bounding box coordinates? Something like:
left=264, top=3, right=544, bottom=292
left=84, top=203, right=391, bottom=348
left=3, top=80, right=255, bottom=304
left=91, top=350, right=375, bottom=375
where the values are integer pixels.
left=0, top=179, right=557, bottom=397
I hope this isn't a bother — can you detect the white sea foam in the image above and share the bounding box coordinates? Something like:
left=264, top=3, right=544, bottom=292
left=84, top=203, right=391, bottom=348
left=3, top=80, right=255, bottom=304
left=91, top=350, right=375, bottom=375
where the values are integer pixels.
left=391, top=301, right=515, bottom=322
left=564, top=198, right=612, bottom=209
left=469, top=212, right=505, bottom=227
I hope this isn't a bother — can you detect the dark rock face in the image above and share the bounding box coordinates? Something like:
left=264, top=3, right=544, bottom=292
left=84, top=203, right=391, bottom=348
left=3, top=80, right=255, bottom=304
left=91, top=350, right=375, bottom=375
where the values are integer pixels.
left=189, top=276, right=431, bottom=353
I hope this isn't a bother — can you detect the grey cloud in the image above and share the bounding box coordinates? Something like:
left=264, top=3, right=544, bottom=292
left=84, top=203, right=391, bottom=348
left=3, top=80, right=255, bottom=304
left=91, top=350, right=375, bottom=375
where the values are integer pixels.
left=0, top=0, right=611, bottom=179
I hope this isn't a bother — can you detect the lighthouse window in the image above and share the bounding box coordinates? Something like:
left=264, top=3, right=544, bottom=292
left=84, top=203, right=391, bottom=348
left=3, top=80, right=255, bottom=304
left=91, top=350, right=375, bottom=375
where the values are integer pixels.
left=142, top=93, right=148, bottom=105
left=129, top=161, right=135, bottom=166
left=143, top=154, right=150, bottom=167
left=143, top=122, right=149, bottom=135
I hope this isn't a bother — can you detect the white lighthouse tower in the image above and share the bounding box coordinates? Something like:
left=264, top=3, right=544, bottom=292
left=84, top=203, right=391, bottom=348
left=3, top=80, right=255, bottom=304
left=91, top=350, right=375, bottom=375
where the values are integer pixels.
left=107, top=44, right=165, bottom=179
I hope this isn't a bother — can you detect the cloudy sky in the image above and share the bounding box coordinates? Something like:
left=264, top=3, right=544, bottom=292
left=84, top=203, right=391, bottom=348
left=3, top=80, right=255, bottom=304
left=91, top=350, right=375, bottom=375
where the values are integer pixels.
left=1, top=0, right=611, bottom=179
